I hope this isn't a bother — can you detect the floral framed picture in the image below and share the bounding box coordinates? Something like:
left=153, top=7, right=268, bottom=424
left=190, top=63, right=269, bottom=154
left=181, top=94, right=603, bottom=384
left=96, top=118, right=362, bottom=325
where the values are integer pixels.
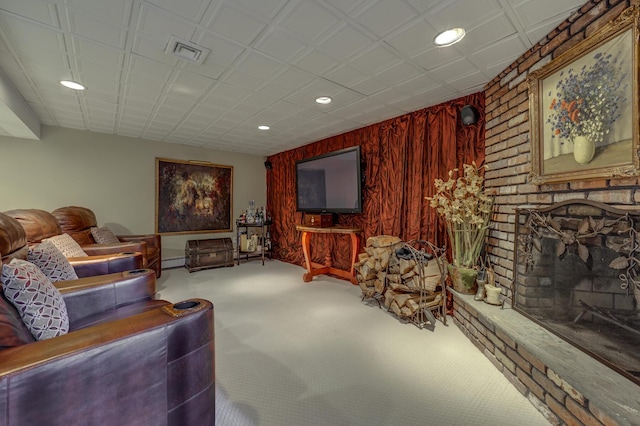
left=155, top=158, right=233, bottom=235
left=528, top=6, right=640, bottom=184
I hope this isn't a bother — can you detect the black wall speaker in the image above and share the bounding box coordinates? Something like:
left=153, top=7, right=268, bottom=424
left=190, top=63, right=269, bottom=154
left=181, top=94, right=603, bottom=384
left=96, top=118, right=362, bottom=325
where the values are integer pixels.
left=264, top=161, right=272, bottom=170
left=461, top=105, right=478, bottom=126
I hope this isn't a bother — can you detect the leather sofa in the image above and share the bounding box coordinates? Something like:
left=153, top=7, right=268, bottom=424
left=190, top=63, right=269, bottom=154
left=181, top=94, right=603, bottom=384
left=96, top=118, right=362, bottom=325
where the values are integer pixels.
left=52, top=206, right=162, bottom=278
left=4, top=209, right=144, bottom=278
left=0, top=212, right=215, bottom=425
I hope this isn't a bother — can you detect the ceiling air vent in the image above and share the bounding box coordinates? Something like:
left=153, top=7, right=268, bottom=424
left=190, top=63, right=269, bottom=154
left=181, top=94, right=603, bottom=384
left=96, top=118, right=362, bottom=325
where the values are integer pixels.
left=165, top=35, right=210, bottom=65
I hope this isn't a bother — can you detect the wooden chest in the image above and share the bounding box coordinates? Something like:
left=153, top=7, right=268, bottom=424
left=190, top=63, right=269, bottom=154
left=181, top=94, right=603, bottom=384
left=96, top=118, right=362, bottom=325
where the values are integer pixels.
left=303, top=213, right=334, bottom=228
left=184, top=238, right=234, bottom=272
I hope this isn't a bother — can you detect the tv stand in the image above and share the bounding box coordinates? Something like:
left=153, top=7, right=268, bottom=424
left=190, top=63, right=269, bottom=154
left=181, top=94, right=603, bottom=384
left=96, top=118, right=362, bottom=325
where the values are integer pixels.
left=296, top=225, right=362, bottom=285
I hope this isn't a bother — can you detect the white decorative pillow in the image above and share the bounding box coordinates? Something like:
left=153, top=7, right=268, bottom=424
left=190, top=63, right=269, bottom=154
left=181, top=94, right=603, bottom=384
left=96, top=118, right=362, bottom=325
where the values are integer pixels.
left=90, top=226, right=120, bottom=244
left=1, top=259, right=69, bottom=340
left=42, top=233, right=88, bottom=258
left=28, top=241, right=78, bottom=282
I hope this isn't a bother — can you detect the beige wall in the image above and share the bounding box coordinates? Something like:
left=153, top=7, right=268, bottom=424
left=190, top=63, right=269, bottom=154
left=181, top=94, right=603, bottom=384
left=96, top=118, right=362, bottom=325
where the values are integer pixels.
left=0, top=126, right=267, bottom=262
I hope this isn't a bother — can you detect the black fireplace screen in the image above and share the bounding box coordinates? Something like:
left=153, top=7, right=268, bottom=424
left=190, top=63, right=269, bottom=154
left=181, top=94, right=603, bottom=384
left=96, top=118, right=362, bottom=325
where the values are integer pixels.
left=513, top=199, right=640, bottom=386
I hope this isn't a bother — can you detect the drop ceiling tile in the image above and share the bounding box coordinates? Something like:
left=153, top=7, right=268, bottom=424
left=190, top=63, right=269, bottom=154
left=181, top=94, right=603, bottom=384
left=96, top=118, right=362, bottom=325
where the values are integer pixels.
left=228, top=0, right=289, bottom=20
left=374, top=61, right=421, bottom=85
left=255, top=28, right=307, bottom=62
left=395, top=73, right=438, bottom=96
left=429, top=0, right=500, bottom=30
left=350, top=44, right=402, bottom=75
left=280, top=1, right=340, bottom=42
left=234, top=51, right=285, bottom=79
left=323, top=64, right=368, bottom=87
left=458, top=14, right=516, bottom=53
left=207, top=82, right=251, bottom=102
left=370, top=87, right=410, bottom=105
left=318, top=25, right=374, bottom=60
left=72, top=37, right=124, bottom=69
left=294, top=49, right=340, bottom=75
left=354, top=0, right=417, bottom=38
left=410, top=45, right=464, bottom=71
left=0, top=16, right=65, bottom=54
left=145, top=0, right=210, bottom=22
left=329, top=89, right=365, bottom=107
left=271, top=67, right=315, bottom=91
left=324, top=0, right=368, bottom=15
left=127, top=55, right=174, bottom=82
left=223, top=70, right=265, bottom=91
left=131, top=35, right=180, bottom=66
left=241, top=92, right=279, bottom=109
left=168, top=70, right=215, bottom=99
left=428, top=57, right=477, bottom=83
left=351, top=77, right=388, bottom=96
left=385, top=18, right=437, bottom=58
left=206, top=4, right=266, bottom=45
left=68, top=10, right=127, bottom=49
left=470, top=34, right=526, bottom=70
left=445, top=69, right=488, bottom=92
left=407, top=0, right=445, bottom=13
left=255, top=81, right=297, bottom=99
left=137, top=4, right=198, bottom=41
left=511, top=0, right=585, bottom=27
left=0, top=0, right=60, bottom=27
left=524, top=17, right=570, bottom=46
left=160, top=96, right=196, bottom=112
left=67, top=0, right=132, bottom=26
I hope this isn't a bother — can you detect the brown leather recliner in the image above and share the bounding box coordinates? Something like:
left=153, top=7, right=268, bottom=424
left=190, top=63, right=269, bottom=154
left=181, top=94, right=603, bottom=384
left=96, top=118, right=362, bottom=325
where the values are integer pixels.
left=3, top=209, right=144, bottom=278
left=0, top=212, right=215, bottom=425
left=52, top=206, right=162, bottom=278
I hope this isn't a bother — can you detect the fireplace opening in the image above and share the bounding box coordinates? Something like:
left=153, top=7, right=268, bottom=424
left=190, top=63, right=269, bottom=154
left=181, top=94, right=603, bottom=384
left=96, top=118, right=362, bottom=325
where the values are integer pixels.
left=514, top=200, right=640, bottom=385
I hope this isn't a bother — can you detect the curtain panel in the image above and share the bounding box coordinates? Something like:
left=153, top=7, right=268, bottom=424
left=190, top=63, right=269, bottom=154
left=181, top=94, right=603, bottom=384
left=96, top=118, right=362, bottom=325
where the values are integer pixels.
left=266, top=93, right=485, bottom=273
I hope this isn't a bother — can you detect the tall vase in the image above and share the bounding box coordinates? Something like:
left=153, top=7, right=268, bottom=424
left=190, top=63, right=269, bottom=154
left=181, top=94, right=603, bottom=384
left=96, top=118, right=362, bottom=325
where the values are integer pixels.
left=448, top=264, right=478, bottom=294
left=573, top=135, right=595, bottom=165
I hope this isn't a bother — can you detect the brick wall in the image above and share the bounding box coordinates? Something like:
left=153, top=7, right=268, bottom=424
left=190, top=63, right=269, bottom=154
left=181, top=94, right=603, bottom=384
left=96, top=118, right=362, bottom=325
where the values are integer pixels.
left=483, top=0, right=640, bottom=300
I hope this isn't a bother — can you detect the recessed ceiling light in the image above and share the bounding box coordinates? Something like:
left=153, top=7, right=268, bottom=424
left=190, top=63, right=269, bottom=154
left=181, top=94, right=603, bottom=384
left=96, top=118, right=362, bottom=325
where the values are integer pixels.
left=60, top=80, right=86, bottom=90
left=434, top=28, right=466, bottom=47
left=315, top=96, right=332, bottom=104
left=258, top=125, right=270, bottom=130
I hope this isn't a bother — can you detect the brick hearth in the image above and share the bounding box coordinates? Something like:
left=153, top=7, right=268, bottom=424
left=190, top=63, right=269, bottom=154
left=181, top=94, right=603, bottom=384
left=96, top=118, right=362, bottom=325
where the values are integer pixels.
left=450, top=290, right=640, bottom=426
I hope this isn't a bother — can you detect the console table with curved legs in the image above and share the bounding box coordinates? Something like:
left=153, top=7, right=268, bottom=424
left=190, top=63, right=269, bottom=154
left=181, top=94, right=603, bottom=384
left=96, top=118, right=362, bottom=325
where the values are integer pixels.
left=296, top=225, right=362, bottom=285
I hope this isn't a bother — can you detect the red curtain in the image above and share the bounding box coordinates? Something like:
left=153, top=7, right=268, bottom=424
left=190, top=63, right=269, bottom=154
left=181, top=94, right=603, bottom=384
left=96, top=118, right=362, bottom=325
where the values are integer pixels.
left=266, top=93, right=485, bottom=274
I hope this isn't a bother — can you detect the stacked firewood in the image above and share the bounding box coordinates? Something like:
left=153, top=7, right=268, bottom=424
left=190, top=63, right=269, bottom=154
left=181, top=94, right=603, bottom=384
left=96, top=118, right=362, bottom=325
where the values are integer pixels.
left=355, top=236, right=444, bottom=320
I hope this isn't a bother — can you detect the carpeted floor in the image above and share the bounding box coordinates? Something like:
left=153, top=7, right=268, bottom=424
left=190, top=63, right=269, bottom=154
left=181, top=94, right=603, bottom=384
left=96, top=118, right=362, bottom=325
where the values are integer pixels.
left=157, top=260, right=550, bottom=426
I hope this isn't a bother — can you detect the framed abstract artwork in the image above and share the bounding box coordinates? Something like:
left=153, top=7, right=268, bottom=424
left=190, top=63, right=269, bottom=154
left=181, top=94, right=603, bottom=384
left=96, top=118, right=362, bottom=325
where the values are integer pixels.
left=155, top=158, right=233, bottom=235
left=528, top=6, right=640, bottom=184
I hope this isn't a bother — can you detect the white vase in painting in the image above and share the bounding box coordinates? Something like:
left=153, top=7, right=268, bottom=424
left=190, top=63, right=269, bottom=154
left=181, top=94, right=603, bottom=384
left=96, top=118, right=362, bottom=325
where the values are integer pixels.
left=573, top=135, right=595, bottom=165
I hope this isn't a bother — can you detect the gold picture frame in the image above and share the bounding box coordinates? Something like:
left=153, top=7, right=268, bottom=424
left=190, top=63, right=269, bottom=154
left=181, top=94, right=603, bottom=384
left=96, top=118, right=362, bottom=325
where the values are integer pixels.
left=528, top=6, right=640, bottom=184
left=155, top=158, right=233, bottom=235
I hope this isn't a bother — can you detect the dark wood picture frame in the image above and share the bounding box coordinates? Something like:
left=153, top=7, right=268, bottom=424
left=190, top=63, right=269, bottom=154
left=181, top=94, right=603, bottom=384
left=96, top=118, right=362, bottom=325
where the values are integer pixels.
left=528, top=6, right=640, bottom=184
left=155, top=158, right=233, bottom=235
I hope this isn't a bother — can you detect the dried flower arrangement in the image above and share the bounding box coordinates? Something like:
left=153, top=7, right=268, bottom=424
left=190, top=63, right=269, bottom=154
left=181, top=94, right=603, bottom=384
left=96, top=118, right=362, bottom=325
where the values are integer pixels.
left=547, top=51, right=628, bottom=146
left=427, top=162, right=494, bottom=269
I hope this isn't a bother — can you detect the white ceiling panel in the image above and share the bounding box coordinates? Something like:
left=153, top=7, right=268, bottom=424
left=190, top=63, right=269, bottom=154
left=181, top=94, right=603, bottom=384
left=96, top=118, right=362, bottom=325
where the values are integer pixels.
left=319, top=25, right=375, bottom=60
left=350, top=44, right=402, bottom=75
left=145, top=0, right=210, bottom=22
left=294, top=49, right=340, bottom=74
left=68, top=11, right=128, bottom=49
left=0, top=0, right=60, bottom=27
left=206, top=4, right=266, bottom=46
left=255, top=29, right=307, bottom=62
left=67, top=0, right=132, bottom=26
left=385, top=18, right=438, bottom=58
left=280, top=1, right=340, bottom=42
left=354, top=0, right=418, bottom=38
left=0, top=0, right=587, bottom=156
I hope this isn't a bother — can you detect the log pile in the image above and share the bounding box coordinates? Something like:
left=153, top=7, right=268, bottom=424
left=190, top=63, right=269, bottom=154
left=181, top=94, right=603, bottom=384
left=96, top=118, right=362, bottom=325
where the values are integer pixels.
left=355, top=236, right=445, bottom=322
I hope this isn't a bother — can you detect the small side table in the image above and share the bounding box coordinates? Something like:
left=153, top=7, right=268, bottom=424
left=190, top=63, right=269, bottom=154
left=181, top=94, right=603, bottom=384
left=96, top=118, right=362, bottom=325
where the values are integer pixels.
left=296, top=225, right=362, bottom=285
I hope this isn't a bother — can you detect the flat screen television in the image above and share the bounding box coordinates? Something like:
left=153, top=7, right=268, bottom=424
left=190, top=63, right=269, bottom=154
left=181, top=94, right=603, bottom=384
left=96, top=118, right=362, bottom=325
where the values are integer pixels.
left=295, top=146, right=362, bottom=214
